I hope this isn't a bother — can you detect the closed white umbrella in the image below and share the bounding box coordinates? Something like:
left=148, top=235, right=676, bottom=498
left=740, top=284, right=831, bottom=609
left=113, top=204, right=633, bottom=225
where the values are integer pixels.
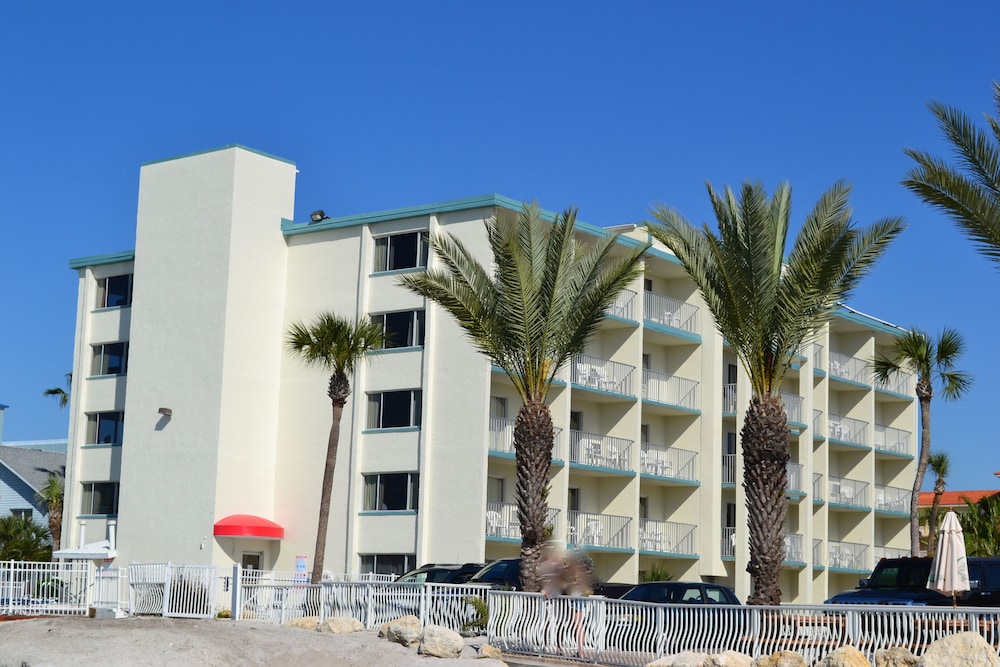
left=926, top=510, right=970, bottom=608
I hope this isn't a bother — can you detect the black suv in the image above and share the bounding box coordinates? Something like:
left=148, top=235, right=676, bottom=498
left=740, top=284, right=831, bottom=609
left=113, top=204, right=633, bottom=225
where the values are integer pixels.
left=826, top=557, right=1000, bottom=606
left=395, top=562, right=485, bottom=584
left=467, top=557, right=630, bottom=597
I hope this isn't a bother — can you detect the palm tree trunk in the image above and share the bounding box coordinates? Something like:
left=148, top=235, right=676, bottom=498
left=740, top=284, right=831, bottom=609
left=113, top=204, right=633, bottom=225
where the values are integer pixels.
left=928, top=496, right=942, bottom=556
left=742, top=394, right=789, bottom=606
left=911, top=394, right=932, bottom=556
left=312, top=378, right=348, bottom=584
left=513, top=397, right=555, bottom=592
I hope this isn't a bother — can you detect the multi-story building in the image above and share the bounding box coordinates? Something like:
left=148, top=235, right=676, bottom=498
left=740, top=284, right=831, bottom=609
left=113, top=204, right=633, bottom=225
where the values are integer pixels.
left=62, top=145, right=917, bottom=603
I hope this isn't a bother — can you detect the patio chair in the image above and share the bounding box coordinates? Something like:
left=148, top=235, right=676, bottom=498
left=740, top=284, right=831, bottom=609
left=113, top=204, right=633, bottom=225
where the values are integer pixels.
left=584, top=520, right=603, bottom=546
left=486, top=511, right=503, bottom=536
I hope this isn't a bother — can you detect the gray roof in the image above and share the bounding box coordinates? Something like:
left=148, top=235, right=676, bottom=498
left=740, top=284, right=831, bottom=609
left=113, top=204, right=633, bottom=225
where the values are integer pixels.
left=0, top=445, right=66, bottom=492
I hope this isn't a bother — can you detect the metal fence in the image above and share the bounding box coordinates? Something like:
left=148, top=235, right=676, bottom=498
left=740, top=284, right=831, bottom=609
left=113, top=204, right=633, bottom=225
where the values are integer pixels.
left=0, top=560, right=91, bottom=616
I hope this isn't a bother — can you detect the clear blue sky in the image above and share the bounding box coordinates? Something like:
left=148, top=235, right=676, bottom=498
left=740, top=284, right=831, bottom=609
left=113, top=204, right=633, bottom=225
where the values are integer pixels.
left=1, top=2, right=997, bottom=491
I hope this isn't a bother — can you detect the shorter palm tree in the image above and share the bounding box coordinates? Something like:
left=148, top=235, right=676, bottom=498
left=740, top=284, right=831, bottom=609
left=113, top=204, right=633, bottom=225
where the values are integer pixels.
left=960, top=493, right=1000, bottom=557
left=286, top=313, right=384, bottom=584
left=0, top=515, right=51, bottom=561
left=925, top=452, right=950, bottom=557
left=36, top=473, right=64, bottom=556
left=43, top=373, right=72, bottom=408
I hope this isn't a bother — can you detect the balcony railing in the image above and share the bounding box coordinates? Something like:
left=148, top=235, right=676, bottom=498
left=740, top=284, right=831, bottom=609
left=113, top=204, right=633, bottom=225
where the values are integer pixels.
left=569, top=430, right=633, bottom=472
left=567, top=510, right=631, bottom=549
left=722, top=383, right=737, bottom=413
left=642, top=368, right=698, bottom=410
left=813, top=343, right=824, bottom=370
left=489, top=416, right=562, bottom=457
left=828, top=413, right=868, bottom=447
left=813, top=538, right=824, bottom=566
left=873, top=424, right=912, bottom=456
left=643, top=291, right=699, bottom=334
left=829, top=540, right=869, bottom=570
left=721, top=527, right=735, bottom=557
left=874, top=369, right=914, bottom=396
left=813, top=409, right=822, bottom=435
left=572, top=354, right=634, bottom=396
left=829, top=351, right=868, bottom=384
left=787, top=462, right=804, bottom=494
left=604, top=288, right=637, bottom=321
left=722, top=453, right=736, bottom=484
left=637, top=518, right=696, bottom=555
left=813, top=473, right=823, bottom=502
left=784, top=533, right=804, bottom=562
left=874, top=484, right=911, bottom=513
left=873, top=545, right=909, bottom=566
left=640, top=442, right=698, bottom=481
left=485, top=502, right=560, bottom=540
left=781, top=392, right=803, bottom=424
left=829, top=475, right=869, bottom=508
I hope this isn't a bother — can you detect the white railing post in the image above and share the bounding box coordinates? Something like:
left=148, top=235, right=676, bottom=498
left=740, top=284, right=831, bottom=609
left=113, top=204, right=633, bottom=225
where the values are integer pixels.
left=161, top=562, right=172, bottom=618
left=231, top=564, right=239, bottom=622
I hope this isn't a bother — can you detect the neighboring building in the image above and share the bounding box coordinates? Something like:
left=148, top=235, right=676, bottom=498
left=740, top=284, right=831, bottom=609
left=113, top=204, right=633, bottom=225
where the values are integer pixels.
left=0, top=445, right=66, bottom=533
left=63, top=145, right=918, bottom=603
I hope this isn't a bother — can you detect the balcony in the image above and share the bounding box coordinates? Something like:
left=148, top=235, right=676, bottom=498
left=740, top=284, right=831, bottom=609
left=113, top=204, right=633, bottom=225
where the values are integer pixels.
left=828, top=413, right=868, bottom=448
left=874, top=484, right=911, bottom=514
left=722, top=383, right=737, bottom=414
left=722, top=453, right=736, bottom=484
left=813, top=473, right=824, bottom=503
left=787, top=462, right=805, bottom=496
left=829, top=540, right=869, bottom=571
left=571, top=354, right=634, bottom=397
left=829, top=352, right=868, bottom=386
left=567, top=510, right=631, bottom=550
left=784, top=533, right=804, bottom=563
left=489, top=416, right=563, bottom=459
left=829, top=475, right=869, bottom=509
left=642, top=369, right=698, bottom=411
left=813, top=344, right=824, bottom=372
left=781, top=392, right=804, bottom=426
left=638, top=518, right=697, bottom=556
left=873, top=424, right=912, bottom=456
left=813, top=538, right=824, bottom=567
left=813, top=409, right=822, bottom=440
left=873, top=545, right=909, bottom=566
left=569, top=430, right=633, bottom=472
left=643, top=290, right=699, bottom=335
left=639, top=442, right=698, bottom=482
left=604, top=288, right=637, bottom=321
left=485, top=502, right=560, bottom=540
left=874, top=369, right=914, bottom=397
left=721, top=527, right=735, bottom=558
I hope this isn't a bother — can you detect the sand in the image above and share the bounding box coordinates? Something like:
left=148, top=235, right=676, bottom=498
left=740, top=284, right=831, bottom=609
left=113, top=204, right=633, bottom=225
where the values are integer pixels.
left=0, top=616, right=515, bottom=667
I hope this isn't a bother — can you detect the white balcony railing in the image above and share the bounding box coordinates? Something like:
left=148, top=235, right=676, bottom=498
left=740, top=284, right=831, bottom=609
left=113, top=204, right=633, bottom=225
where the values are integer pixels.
left=569, top=430, right=633, bottom=472
left=722, top=383, right=737, bottom=413
left=787, top=462, right=804, bottom=494
left=813, top=473, right=823, bottom=502
left=604, top=288, right=637, bottom=321
left=567, top=510, right=631, bottom=549
left=643, top=290, right=699, bottom=334
left=829, top=475, right=869, bottom=508
left=642, top=368, right=698, bottom=410
left=572, top=353, right=634, bottom=396
left=829, top=351, right=868, bottom=384
left=813, top=343, right=824, bottom=370
left=813, top=538, right=824, bottom=566
left=640, top=442, right=698, bottom=481
left=813, top=409, right=822, bottom=434
left=873, top=424, right=912, bottom=456
left=784, top=533, right=804, bottom=562
left=780, top=392, right=803, bottom=424
left=874, top=484, right=911, bottom=514
left=721, top=527, right=736, bottom=557
left=722, top=453, right=736, bottom=484
left=828, top=413, right=868, bottom=447
left=489, top=416, right=563, bottom=458
left=829, top=540, right=869, bottom=570
left=638, top=518, right=696, bottom=555
left=873, top=545, right=909, bottom=566
left=874, top=369, right=914, bottom=396
left=485, top=502, right=560, bottom=540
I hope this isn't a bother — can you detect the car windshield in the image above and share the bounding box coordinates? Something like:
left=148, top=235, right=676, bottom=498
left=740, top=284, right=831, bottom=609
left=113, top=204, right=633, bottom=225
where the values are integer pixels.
left=868, top=561, right=933, bottom=590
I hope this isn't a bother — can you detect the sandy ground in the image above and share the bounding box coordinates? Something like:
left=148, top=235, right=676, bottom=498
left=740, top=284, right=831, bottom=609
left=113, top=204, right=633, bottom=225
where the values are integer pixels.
left=0, top=616, right=516, bottom=667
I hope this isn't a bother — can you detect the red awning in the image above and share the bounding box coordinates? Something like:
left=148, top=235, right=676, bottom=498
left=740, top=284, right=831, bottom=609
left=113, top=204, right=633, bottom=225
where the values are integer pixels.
left=213, top=514, right=284, bottom=540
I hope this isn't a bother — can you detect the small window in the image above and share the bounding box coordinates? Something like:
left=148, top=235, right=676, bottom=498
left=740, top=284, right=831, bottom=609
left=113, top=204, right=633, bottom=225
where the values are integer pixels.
left=91, top=342, right=129, bottom=376
left=87, top=412, right=124, bottom=445
left=373, top=232, right=429, bottom=272
left=359, top=554, right=415, bottom=577
left=11, top=509, right=32, bottom=520
left=568, top=488, right=581, bottom=512
left=643, top=278, right=653, bottom=292
left=489, top=396, right=507, bottom=419
left=96, top=274, right=133, bottom=309
left=367, top=390, right=421, bottom=429
left=639, top=497, right=649, bottom=520
left=363, top=472, right=419, bottom=511
left=81, top=482, right=120, bottom=515
left=487, top=477, right=505, bottom=503
left=373, top=310, right=425, bottom=348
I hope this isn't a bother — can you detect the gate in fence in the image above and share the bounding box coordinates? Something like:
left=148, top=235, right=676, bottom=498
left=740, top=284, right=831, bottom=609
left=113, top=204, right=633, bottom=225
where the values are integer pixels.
left=127, top=562, right=217, bottom=618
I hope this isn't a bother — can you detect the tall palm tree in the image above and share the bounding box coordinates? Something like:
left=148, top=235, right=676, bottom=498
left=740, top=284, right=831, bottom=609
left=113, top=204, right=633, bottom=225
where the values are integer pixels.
left=925, top=451, right=950, bottom=557
left=43, top=373, right=72, bottom=408
left=646, top=180, right=903, bottom=605
left=398, top=203, right=648, bottom=591
left=36, top=472, right=64, bottom=556
left=286, top=314, right=385, bottom=583
left=872, top=329, right=971, bottom=556
left=903, top=83, right=1000, bottom=267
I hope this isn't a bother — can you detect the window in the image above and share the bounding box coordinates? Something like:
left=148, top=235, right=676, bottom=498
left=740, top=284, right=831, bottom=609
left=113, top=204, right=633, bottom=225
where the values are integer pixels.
left=96, top=274, right=133, bottom=308
left=86, top=412, right=124, bottom=445
left=359, top=554, right=415, bottom=577
left=373, top=232, right=429, bottom=272
left=568, top=487, right=581, bottom=512
left=364, top=473, right=419, bottom=511
left=367, top=390, right=421, bottom=429
left=81, top=482, right=120, bottom=515
left=91, top=342, right=128, bottom=376
left=643, top=278, right=653, bottom=292
left=639, top=497, right=648, bottom=520
left=11, top=509, right=32, bottom=520
left=487, top=477, right=505, bottom=503
left=489, top=396, right=507, bottom=419
left=569, top=411, right=582, bottom=432
left=373, top=310, right=425, bottom=349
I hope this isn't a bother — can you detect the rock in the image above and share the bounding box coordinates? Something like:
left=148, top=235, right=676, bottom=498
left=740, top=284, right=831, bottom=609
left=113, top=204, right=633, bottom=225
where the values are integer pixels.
left=917, top=631, right=1000, bottom=666
left=816, top=645, right=870, bottom=667
left=320, top=617, right=363, bottom=633
left=385, top=615, right=423, bottom=647
left=283, top=616, right=318, bottom=630
left=752, top=651, right=808, bottom=667
left=646, top=652, right=710, bottom=666
left=708, top=651, right=754, bottom=666
left=418, top=624, right=464, bottom=658
left=479, top=644, right=503, bottom=659
left=874, top=647, right=918, bottom=667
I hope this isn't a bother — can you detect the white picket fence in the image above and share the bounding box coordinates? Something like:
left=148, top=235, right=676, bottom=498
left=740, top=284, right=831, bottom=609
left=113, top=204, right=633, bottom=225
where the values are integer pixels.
left=0, top=560, right=92, bottom=616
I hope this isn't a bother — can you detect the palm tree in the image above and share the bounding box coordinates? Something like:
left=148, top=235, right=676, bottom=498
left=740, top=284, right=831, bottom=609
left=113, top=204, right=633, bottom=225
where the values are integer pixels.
left=872, top=329, right=971, bottom=556
left=43, top=373, right=72, bottom=408
left=36, top=473, right=64, bottom=556
left=0, top=514, right=51, bottom=561
left=925, top=451, right=950, bottom=557
left=903, top=83, right=1000, bottom=267
left=398, top=202, right=648, bottom=591
left=286, top=314, right=385, bottom=583
left=646, top=180, right=903, bottom=605
left=959, top=492, right=1000, bottom=557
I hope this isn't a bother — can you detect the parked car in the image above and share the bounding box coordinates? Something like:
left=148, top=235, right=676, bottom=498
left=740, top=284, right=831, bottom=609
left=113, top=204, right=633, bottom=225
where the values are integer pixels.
left=825, top=557, right=1000, bottom=606
left=467, top=557, right=631, bottom=597
left=620, top=581, right=741, bottom=605
left=395, top=562, right=485, bottom=584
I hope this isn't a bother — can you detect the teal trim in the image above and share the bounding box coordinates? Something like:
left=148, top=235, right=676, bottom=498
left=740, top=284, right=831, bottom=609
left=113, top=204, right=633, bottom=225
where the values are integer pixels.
left=814, top=369, right=827, bottom=377
left=813, top=499, right=825, bottom=506
left=786, top=491, right=807, bottom=501
left=642, top=321, right=702, bottom=344
left=362, top=426, right=420, bottom=434
left=640, top=399, right=701, bottom=416
left=639, top=473, right=701, bottom=487
left=813, top=434, right=825, bottom=442
left=358, top=510, right=417, bottom=516
left=569, top=461, right=637, bottom=477
left=831, top=376, right=871, bottom=391
left=370, top=346, right=423, bottom=356
left=81, top=444, right=121, bottom=450
left=834, top=306, right=907, bottom=336
left=69, top=250, right=135, bottom=270
left=875, top=386, right=914, bottom=401
left=572, top=383, right=634, bottom=400
left=828, top=501, right=871, bottom=512
left=486, top=534, right=520, bottom=543
left=789, top=420, right=808, bottom=430
left=874, top=509, right=909, bottom=518
left=641, top=243, right=683, bottom=265
left=604, top=312, right=639, bottom=326
left=875, top=448, right=914, bottom=460
left=829, top=439, right=871, bottom=452
left=141, top=144, right=295, bottom=167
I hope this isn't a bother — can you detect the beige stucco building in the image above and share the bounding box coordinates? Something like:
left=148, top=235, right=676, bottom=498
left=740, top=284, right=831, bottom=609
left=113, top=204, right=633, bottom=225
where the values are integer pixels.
left=63, top=145, right=918, bottom=603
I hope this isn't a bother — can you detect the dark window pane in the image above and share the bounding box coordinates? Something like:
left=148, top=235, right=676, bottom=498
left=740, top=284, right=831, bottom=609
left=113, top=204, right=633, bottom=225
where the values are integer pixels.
left=413, top=311, right=425, bottom=346
left=388, top=234, right=418, bottom=270
left=97, top=413, right=123, bottom=444
left=381, top=473, right=408, bottom=510
left=381, top=391, right=412, bottom=428
left=105, top=275, right=132, bottom=307
left=383, top=311, right=410, bottom=348
left=105, top=343, right=127, bottom=374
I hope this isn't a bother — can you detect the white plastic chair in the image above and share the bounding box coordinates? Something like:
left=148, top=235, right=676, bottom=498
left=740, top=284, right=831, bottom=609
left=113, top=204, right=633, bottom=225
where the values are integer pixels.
left=486, top=511, right=502, bottom=536
left=585, top=520, right=603, bottom=546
